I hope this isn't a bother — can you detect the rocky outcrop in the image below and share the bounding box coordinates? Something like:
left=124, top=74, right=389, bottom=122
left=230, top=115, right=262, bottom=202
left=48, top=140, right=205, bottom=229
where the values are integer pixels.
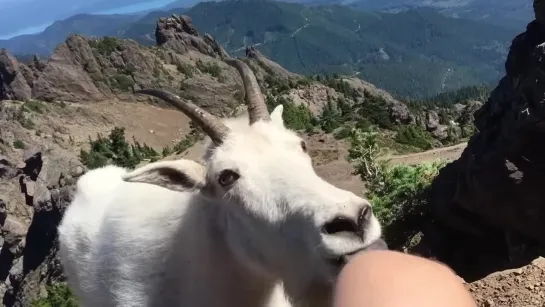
left=0, top=50, right=32, bottom=101
left=0, top=149, right=83, bottom=306
left=424, top=0, right=545, bottom=280
left=245, top=47, right=297, bottom=80
left=342, top=77, right=413, bottom=125
left=156, top=14, right=228, bottom=58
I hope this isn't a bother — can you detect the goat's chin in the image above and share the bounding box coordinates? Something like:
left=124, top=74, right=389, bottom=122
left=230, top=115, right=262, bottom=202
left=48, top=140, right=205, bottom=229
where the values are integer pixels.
left=287, top=280, right=334, bottom=307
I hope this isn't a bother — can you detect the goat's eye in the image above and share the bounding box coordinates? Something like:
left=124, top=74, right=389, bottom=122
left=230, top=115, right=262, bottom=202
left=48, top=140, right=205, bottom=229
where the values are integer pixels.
left=218, top=170, right=240, bottom=187
left=300, top=141, right=307, bottom=153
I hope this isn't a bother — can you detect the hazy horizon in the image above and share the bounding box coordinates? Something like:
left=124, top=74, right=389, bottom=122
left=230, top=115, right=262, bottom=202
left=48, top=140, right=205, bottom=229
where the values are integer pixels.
left=0, top=0, right=180, bottom=39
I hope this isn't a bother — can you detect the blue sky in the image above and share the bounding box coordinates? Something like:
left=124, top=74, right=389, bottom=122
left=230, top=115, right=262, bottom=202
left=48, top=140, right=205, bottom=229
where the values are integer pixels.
left=0, top=0, right=179, bottom=39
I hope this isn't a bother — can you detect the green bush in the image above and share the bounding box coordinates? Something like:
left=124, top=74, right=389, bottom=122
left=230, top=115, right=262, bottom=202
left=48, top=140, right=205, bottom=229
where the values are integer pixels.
left=395, top=125, right=435, bottom=150
left=79, top=127, right=159, bottom=170
left=24, top=100, right=47, bottom=114
left=347, top=128, right=445, bottom=249
left=95, top=37, right=118, bottom=55
left=357, top=95, right=394, bottom=129
left=162, top=127, right=203, bottom=156
left=196, top=60, right=222, bottom=78
left=318, top=99, right=342, bottom=133
left=266, top=95, right=317, bottom=131
left=30, top=283, right=78, bottom=307
left=111, top=74, right=134, bottom=91
left=13, top=139, right=25, bottom=149
left=177, top=63, right=195, bottom=77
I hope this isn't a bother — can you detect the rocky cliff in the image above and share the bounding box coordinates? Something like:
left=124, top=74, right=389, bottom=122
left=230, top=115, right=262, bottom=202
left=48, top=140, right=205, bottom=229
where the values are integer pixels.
left=422, top=0, right=545, bottom=283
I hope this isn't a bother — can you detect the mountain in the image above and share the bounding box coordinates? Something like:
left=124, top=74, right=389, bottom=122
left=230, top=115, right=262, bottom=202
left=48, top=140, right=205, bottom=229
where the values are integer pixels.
left=175, top=1, right=515, bottom=98
left=0, top=0, right=173, bottom=38
left=0, top=0, right=517, bottom=98
left=346, top=0, right=533, bottom=31
left=0, top=14, right=139, bottom=56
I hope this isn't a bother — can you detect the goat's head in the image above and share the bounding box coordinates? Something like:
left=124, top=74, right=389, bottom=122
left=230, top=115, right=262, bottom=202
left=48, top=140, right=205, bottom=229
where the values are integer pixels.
left=124, top=58, right=385, bottom=299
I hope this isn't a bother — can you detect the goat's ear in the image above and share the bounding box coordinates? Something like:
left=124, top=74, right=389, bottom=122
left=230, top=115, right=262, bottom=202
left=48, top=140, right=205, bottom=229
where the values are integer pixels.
left=122, top=159, right=205, bottom=192
left=271, top=104, right=284, bottom=128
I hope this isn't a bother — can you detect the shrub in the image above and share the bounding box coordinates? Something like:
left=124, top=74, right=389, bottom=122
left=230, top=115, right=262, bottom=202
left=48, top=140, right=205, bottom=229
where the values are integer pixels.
left=318, top=99, right=342, bottom=133
left=196, top=60, right=222, bottom=78
left=395, top=125, right=435, bottom=150
left=24, top=100, right=47, bottom=114
left=13, top=140, right=25, bottom=149
left=266, top=96, right=317, bottom=131
left=177, top=63, right=195, bottom=77
left=357, top=95, right=394, bottom=129
left=30, top=283, right=78, bottom=307
left=111, top=74, right=134, bottom=91
left=163, top=128, right=203, bottom=156
left=347, top=128, right=445, bottom=249
left=79, top=127, right=159, bottom=170
left=96, top=37, right=118, bottom=55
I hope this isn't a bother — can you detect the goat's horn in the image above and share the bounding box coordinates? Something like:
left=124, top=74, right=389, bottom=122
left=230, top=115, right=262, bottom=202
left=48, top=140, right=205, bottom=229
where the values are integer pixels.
left=225, top=58, right=271, bottom=124
left=136, top=89, right=229, bottom=145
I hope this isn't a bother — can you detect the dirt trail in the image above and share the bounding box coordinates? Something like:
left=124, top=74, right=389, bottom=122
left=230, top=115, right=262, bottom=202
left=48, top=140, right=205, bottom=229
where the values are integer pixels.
left=384, top=142, right=468, bottom=165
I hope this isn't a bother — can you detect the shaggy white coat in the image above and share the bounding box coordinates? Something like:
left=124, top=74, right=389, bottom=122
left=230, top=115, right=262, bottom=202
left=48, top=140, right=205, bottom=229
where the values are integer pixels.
left=58, top=105, right=382, bottom=307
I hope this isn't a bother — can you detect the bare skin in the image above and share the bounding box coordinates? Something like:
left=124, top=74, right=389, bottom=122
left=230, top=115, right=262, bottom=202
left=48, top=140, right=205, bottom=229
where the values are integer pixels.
left=333, top=250, right=477, bottom=307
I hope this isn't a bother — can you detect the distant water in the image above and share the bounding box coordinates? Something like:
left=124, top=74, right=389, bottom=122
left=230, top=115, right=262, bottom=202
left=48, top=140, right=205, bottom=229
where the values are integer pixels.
left=0, top=0, right=178, bottom=39
left=0, top=23, right=52, bottom=39
left=96, top=0, right=176, bottom=14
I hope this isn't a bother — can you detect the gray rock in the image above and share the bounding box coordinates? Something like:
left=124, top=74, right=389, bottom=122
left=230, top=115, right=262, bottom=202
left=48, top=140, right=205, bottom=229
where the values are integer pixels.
left=0, top=49, right=32, bottom=101
left=425, top=1, right=545, bottom=278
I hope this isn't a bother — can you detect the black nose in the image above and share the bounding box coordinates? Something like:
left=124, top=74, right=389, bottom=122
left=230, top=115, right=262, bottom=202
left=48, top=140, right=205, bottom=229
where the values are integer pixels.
left=321, top=205, right=373, bottom=237
left=322, top=216, right=359, bottom=235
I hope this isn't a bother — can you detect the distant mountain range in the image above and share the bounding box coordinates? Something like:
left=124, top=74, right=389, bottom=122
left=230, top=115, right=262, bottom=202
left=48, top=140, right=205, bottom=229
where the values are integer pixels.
left=0, top=0, right=522, bottom=98
left=345, top=0, right=533, bottom=31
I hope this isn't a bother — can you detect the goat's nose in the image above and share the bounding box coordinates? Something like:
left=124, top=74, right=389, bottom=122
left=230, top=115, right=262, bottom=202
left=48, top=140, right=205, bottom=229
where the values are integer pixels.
left=321, top=204, right=373, bottom=237
left=357, top=205, right=373, bottom=230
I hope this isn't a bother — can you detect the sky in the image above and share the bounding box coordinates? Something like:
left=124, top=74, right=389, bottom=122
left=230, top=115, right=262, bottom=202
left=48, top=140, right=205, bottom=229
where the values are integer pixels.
left=0, top=0, right=179, bottom=39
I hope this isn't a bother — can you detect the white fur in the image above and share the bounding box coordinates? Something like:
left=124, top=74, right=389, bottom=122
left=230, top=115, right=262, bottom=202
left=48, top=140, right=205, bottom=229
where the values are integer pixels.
left=58, top=105, right=382, bottom=307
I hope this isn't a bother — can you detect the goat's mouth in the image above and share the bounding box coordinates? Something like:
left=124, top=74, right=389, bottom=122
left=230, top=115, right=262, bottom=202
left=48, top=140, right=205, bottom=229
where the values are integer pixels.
left=326, top=238, right=389, bottom=267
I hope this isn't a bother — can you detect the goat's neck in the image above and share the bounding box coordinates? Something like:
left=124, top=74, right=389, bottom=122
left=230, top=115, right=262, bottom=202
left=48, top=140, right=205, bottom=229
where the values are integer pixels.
left=199, top=204, right=281, bottom=307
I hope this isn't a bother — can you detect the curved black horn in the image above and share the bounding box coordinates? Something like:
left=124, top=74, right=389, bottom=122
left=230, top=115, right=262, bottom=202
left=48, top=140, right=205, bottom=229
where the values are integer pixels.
left=225, top=58, right=271, bottom=124
left=136, top=89, right=229, bottom=145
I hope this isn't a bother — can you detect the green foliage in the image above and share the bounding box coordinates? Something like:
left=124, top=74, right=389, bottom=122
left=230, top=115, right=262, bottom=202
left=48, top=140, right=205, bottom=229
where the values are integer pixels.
left=177, top=63, right=195, bottom=77
left=318, top=99, right=342, bottom=133
left=347, top=128, right=446, bottom=248
left=30, top=283, right=78, bottom=307
left=110, top=74, right=134, bottom=91
left=23, top=100, right=47, bottom=114
left=356, top=95, right=395, bottom=130
left=196, top=60, right=222, bottom=78
left=406, top=85, right=491, bottom=110
left=162, top=127, right=203, bottom=156
left=266, top=95, right=317, bottom=131
left=15, top=106, right=35, bottom=129
left=395, top=125, right=435, bottom=150
left=13, top=139, right=25, bottom=149
left=79, top=127, right=159, bottom=170
left=95, top=36, right=119, bottom=55
left=426, top=85, right=492, bottom=106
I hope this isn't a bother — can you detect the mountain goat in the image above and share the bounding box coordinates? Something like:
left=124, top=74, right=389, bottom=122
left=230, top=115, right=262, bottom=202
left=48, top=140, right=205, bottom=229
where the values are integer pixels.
left=57, top=58, right=386, bottom=307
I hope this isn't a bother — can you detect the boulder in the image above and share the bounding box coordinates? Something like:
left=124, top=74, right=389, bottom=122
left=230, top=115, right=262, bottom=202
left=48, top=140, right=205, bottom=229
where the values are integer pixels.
left=0, top=49, right=32, bottom=101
